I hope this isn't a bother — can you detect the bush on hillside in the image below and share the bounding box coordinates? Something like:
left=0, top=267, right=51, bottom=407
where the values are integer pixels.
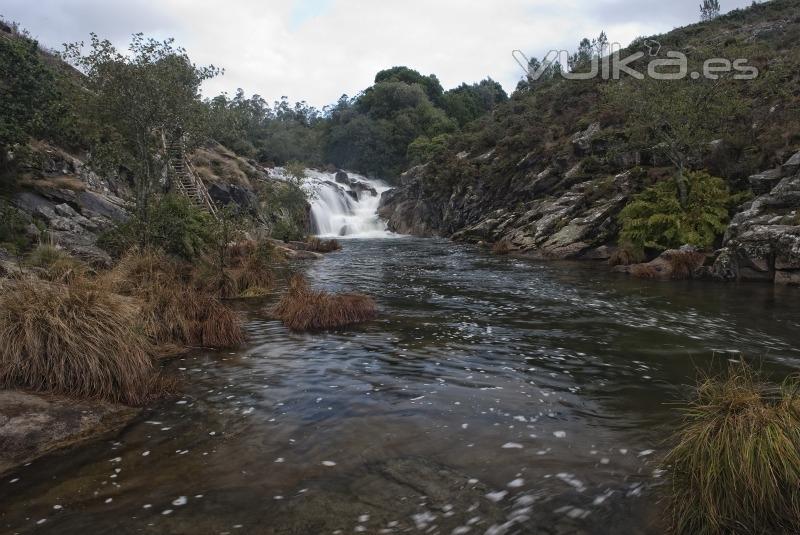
left=0, top=201, right=34, bottom=254
left=618, top=171, right=732, bottom=253
left=98, top=194, right=217, bottom=261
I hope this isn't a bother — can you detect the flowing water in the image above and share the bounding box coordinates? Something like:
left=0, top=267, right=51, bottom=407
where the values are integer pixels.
left=270, top=167, right=393, bottom=238
left=2, top=188, right=800, bottom=534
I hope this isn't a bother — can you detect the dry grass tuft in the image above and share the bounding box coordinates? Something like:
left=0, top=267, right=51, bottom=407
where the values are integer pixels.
left=139, top=279, right=245, bottom=349
left=630, top=263, right=660, bottom=279
left=26, top=244, right=90, bottom=284
left=98, top=248, right=187, bottom=295
left=664, top=361, right=800, bottom=534
left=270, top=274, right=377, bottom=331
left=193, top=264, right=240, bottom=299
left=666, top=250, right=706, bottom=280
left=306, top=237, right=342, bottom=253
left=608, top=245, right=644, bottom=267
left=0, top=278, right=168, bottom=405
left=491, top=240, right=511, bottom=255
left=103, top=248, right=244, bottom=349
left=234, top=255, right=275, bottom=295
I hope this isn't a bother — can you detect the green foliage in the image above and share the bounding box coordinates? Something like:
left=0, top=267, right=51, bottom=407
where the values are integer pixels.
left=284, top=161, right=307, bottom=181
left=442, top=79, right=507, bottom=127
left=0, top=32, right=56, bottom=177
left=99, top=195, right=216, bottom=260
left=325, top=75, right=457, bottom=179
left=408, top=134, right=452, bottom=165
left=618, top=171, right=732, bottom=251
left=61, top=33, right=220, bottom=218
left=665, top=361, right=800, bottom=534
left=257, top=179, right=309, bottom=242
left=205, top=91, right=324, bottom=165
left=0, top=200, right=33, bottom=254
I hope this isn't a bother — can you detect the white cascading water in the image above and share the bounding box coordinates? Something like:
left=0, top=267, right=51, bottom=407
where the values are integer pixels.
left=268, top=167, right=396, bottom=238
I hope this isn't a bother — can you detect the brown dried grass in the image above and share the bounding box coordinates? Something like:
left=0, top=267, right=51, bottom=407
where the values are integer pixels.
left=0, top=278, right=167, bottom=405
left=306, top=237, right=342, bottom=253
left=270, top=275, right=377, bottom=331
left=102, top=248, right=244, bottom=349
left=666, top=250, right=706, bottom=280
left=491, top=240, right=511, bottom=255
left=630, top=263, right=660, bottom=279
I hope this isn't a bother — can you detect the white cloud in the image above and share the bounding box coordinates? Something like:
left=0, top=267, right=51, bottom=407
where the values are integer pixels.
left=2, top=0, right=755, bottom=108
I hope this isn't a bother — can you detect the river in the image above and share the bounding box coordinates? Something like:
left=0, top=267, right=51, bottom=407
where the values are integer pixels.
left=2, top=176, right=800, bottom=535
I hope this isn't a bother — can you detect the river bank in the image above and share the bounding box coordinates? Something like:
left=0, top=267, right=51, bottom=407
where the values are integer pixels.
left=2, top=238, right=799, bottom=534
left=378, top=151, right=800, bottom=286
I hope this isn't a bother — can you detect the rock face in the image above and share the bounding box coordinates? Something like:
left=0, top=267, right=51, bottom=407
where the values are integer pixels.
left=377, top=166, right=442, bottom=237
left=713, top=151, right=800, bottom=285
left=379, top=158, right=641, bottom=259
left=0, top=391, right=139, bottom=477
left=10, top=144, right=133, bottom=267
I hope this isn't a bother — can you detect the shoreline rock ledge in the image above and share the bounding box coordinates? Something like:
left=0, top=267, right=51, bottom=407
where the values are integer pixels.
left=0, top=390, right=140, bottom=477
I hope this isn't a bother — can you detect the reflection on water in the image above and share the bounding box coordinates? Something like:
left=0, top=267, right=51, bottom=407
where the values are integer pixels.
left=2, top=238, right=799, bottom=534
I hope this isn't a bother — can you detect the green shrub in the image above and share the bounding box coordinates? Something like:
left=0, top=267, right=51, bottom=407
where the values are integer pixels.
left=618, top=171, right=731, bottom=252
left=98, top=195, right=216, bottom=261
left=665, top=361, right=800, bottom=534
left=284, top=161, right=307, bottom=181
left=0, top=201, right=33, bottom=254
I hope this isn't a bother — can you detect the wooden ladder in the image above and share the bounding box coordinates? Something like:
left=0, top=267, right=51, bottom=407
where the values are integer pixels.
left=163, top=133, right=218, bottom=219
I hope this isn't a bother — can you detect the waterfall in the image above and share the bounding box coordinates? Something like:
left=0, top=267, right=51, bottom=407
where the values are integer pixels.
left=268, top=167, right=396, bottom=238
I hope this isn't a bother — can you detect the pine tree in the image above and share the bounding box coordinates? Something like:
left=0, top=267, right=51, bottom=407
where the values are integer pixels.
left=700, top=0, right=721, bottom=21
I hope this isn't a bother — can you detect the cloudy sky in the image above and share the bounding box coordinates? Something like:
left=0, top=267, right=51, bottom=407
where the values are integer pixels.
left=3, top=0, right=753, bottom=108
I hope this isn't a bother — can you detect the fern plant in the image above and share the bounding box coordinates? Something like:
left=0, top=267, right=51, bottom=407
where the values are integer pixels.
left=618, top=171, right=731, bottom=252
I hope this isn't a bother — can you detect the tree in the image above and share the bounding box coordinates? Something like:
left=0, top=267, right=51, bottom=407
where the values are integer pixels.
left=62, top=33, right=220, bottom=237
left=603, top=76, right=744, bottom=207
left=443, top=79, right=508, bottom=127
left=700, top=0, right=721, bottom=21
left=0, top=33, right=55, bottom=174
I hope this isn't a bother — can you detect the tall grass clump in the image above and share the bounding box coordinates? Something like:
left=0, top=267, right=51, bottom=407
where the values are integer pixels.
left=270, top=275, right=377, bottom=331
left=664, top=361, right=800, bottom=534
left=0, top=278, right=166, bottom=405
left=665, top=250, right=706, bottom=280
left=102, top=248, right=244, bottom=349
left=25, top=244, right=90, bottom=283
left=306, top=237, right=342, bottom=253
left=139, top=281, right=245, bottom=349
left=491, top=240, right=511, bottom=255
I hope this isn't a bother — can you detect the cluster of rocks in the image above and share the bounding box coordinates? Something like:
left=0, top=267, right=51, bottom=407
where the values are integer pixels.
left=9, top=144, right=131, bottom=267
left=711, top=151, right=800, bottom=284
left=334, top=170, right=378, bottom=199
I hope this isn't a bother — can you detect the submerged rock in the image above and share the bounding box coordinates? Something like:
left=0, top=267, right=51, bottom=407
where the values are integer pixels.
left=0, top=391, right=139, bottom=477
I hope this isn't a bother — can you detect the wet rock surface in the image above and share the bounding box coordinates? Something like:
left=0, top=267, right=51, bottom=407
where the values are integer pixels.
left=0, top=391, right=139, bottom=478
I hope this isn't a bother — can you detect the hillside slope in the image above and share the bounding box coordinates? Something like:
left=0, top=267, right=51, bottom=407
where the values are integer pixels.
left=379, top=0, right=800, bottom=284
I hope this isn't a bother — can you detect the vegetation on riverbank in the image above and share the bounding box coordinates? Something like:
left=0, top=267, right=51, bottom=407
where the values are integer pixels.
left=0, top=278, right=168, bottom=405
left=270, top=274, right=377, bottom=331
left=665, top=361, right=800, bottom=534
